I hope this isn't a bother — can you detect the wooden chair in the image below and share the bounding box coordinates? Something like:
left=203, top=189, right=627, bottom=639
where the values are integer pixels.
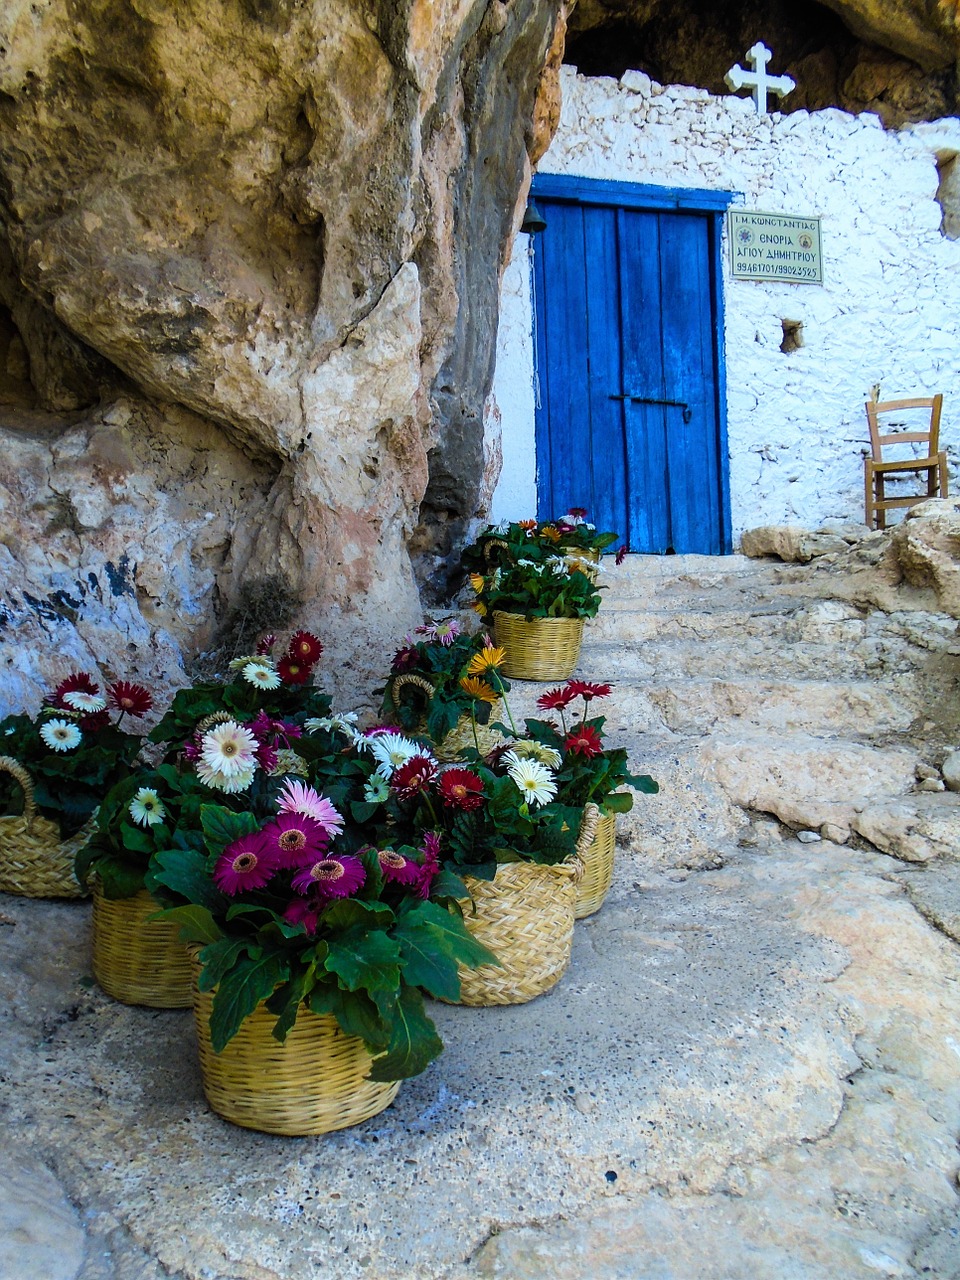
left=864, top=394, right=948, bottom=529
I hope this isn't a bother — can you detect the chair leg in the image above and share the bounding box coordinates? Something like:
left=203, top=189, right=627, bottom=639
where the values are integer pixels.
left=864, top=462, right=875, bottom=528
left=876, top=472, right=886, bottom=530
left=939, top=452, right=949, bottom=499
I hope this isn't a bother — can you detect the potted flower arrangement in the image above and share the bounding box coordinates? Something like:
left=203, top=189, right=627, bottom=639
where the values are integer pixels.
left=306, top=717, right=588, bottom=1006
left=145, top=758, right=496, bottom=1134
left=462, top=510, right=626, bottom=583
left=380, top=620, right=513, bottom=760
left=0, top=673, right=151, bottom=898
left=467, top=553, right=603, bottom=681
left=76, top=629, right=330, bottom=1007
left=518, top=680, right=659, bottom=917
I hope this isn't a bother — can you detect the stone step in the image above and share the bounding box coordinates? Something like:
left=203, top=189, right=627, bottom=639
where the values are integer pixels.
left=575, top=638, right=877, bottom=682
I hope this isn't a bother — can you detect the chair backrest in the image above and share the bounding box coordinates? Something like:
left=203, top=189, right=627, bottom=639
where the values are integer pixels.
left=865, top=395, right=942, bottom=462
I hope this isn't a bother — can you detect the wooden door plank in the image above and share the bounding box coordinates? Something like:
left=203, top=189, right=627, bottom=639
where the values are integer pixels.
left=618, top=208, right=669, bottom=553
left=583, top=205, right=627, bottom=545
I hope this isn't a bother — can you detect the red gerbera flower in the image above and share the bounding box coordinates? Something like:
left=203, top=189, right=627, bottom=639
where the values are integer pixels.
left=567, top=507, right=588, bottom=519
left=391, top=645, right=420, bottom=674
left=438, top=768, right=485, bottom=811
left=51, top=672, right=99, bottom=709
left=564, top=724, right=604, bottom=757
left=292, top=855, right=365, bottom=899
left=256, top=633, right=277, bottom=655
left=261, top=813, right=330, bottom=867
left=277, top=656, right=311, bottom=685
left=78, top=710, right=110, bottom=733
left=376, top=847, right=422, bottom=885
left=107, top=681, right=153, bottom=717
left=287, top=631, right=323, bottom=665
left=214, top=832, right=275, bottom=895
left=537, top=685, right=578, bottom=711
left=615, top=545, right=628, bottom=565
left=391, top=754, right=439, bottom=801
left=566, top=680, right=612, bottom=702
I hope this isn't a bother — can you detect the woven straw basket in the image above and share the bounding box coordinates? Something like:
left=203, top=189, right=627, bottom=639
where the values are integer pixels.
left=192, top=972, right=401, bottom=1135
left=492, top=612, right=584, bottom=682
left=454, top=852, right=584, bottom=1006
left=0, top=755, right=91, bottom=898
left=564, top=546, right=601, bottom=583
left=92, top=886, right=193, bottom=1007
left=388, top=673, right=504, bottom=762
left=574, top=804, right=617, bottom=919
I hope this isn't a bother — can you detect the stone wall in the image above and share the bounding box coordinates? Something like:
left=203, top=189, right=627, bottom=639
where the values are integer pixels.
left=490, top=65, right=960, bottom=539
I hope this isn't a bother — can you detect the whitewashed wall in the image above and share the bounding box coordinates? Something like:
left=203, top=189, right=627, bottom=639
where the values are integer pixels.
left=490, top=65, right=960, bottom=539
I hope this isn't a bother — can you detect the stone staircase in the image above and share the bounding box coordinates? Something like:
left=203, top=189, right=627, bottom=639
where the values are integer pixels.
left=513, top=552, right=960, bottom=876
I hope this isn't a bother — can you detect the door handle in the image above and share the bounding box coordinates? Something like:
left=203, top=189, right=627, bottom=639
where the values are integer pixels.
left=610, top=394, right=692, bottom=424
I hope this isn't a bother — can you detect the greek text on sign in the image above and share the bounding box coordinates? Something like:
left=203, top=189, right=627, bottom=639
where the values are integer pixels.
left=728, top=211, right=823, bottom=284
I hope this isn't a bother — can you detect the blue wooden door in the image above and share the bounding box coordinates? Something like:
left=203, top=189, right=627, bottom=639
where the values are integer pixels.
left=532, top=184, right=730, bottom=554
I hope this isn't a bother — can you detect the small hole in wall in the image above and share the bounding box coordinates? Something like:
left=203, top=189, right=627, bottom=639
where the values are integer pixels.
left=780, top=319, right=803, bottom=353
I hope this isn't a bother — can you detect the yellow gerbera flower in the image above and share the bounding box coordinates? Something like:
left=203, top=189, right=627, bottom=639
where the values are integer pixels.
left=469, top=573, right=487, bottom=594
left=472, top=600, right=488, bottom=617
left=466, top=645, right=506, bottom=675
left=540, top=525, right=561, bottom=542
left=459, top=675, right=498, bottom=704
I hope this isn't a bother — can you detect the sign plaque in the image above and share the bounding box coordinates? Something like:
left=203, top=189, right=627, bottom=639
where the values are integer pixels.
left=728, top=210, right=823, bottom=284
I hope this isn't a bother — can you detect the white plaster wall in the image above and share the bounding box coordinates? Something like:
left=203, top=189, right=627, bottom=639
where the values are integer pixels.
left=491, top=65, right=960, bottom=539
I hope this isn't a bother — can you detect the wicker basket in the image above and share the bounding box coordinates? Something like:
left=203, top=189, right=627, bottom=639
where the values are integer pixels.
left=454, top=853, right=583, bottom=1006
left=92, top=885, right=193, bottom=1007
left=492, top=612, right=585, bottom=682
left=387, top=673, right=505, bottom=762
left=564, top=546, right=601, bottom=583
left=574, top=804, right=617, bottom=919
left=0, top=756, right=91, bottom=898
left=192, top=974, right=401, bottom=1135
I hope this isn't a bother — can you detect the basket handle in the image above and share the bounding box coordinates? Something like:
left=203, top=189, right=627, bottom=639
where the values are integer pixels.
left=389, top=673, right=435, bottom=706
left=483, top=538, right=510, bottom=564
left=0, top=755, right=37, bottom=829
left=575, top=802, right=601, bottom=857
left=196, top=710, right=237, bottom=733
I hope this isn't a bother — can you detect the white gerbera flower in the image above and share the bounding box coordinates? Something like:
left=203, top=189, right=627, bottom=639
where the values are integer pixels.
left=507, top=758, right=557, bottom=808
left=62, top=691, right=107, bottom=713
left=199, top=720, right=258, bottom=778
left=304, top=712, right=360, bottom=740
left=503, top=741, right=562, bottom=770
left=129, top=788, right=166, bottom=827
left=39, top=719, right=83, bottom=752
left=242, top=660, right=281, bottom=690
left=367, top=731, right=419, bottom=778
left=196, top=760, right=257, bottom=793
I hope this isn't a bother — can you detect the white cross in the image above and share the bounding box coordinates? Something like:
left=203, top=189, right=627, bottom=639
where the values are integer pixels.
left=724, top=43, right=795, bottom=114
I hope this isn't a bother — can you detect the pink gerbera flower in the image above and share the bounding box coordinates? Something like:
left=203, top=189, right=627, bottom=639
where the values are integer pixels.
left=261, top=813, right=331, bottom=867
left=276, top=779, right=344, bottom=836
left=376, top=847, right=422, bottom=885
left=256, top=633, right=277, bottom=655
left=283, top=895, right=323, bottom=934
left=415, top=832, right=442, bottom=899
left=615, top=545, right=628, bottom=565
left=291, top=855, right=365, bottom=899
left=214, top=832, right=275, bottom=895
left=391, top=754, right=439, bottom=801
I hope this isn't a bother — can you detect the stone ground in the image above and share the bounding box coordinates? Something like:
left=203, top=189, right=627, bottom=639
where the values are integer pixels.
left=2, top=550, right=959, bottom=1280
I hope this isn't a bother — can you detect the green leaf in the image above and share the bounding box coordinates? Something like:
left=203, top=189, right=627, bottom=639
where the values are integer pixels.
left=149, top=847, right=227, bottom=912
left=264, top=963, right=317, bottom=1042
left=96, top=857, right=147, bottom=899
left=200, top=806, right=260, bottom=857
left=366, top=985, right=444, bottom=1082
left=350, top=799, right=380, bottom=824
left=196, top=937, right=248, bottom=992
left=118, top=821, right=155, bottom=854
left=429, top=867, right=469, bottom=901
left=603, top=791, right=634, bottom=814
left=399, top=899, right=500, bottom=971
left=308, top=981, right=391, bottom=1051
left=153, top=904, right=222, bottom=944
left=324, top=927, right=401, bottom=994
left=320, top=899, right=393, bottom=931
left=208, top=950, right=289, bottom=1053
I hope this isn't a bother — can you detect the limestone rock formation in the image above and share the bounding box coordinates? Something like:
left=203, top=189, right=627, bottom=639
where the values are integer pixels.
left=0, top=0, right=562, bottom=709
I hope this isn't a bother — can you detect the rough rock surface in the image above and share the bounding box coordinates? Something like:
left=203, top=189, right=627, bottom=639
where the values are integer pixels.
left=3, top=546, right=960, bottom=1279
left=0, top=0, right=563, bottom=703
